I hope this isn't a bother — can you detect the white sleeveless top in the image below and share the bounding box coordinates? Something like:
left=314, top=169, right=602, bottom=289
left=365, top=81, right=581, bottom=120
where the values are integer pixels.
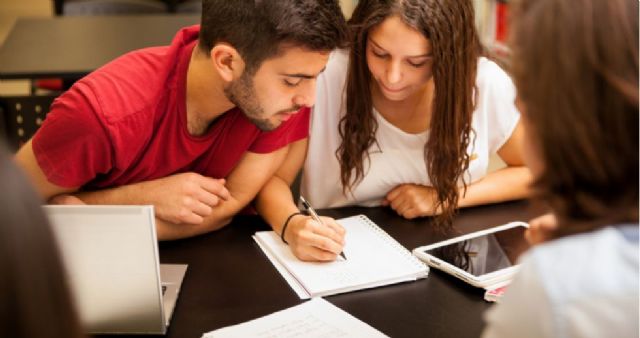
left=301, top=50, right=520, bottom=208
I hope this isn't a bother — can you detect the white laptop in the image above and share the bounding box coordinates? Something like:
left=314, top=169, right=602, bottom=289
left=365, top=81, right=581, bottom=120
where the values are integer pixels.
left=44, top=205, right=187, bottom=335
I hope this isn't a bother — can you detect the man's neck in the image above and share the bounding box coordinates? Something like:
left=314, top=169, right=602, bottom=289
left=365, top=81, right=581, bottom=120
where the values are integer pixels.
left=185, top=46, right=235, bottom=136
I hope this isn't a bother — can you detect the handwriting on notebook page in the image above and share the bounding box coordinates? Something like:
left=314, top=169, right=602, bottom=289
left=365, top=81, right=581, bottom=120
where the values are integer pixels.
left=202, top=298, right=389, bottom=338
left=254, top=314, right=348, bottom=338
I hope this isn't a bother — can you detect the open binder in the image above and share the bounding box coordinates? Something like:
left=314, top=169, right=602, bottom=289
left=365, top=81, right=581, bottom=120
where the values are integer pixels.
left=254, top=214, right=429, bottom=299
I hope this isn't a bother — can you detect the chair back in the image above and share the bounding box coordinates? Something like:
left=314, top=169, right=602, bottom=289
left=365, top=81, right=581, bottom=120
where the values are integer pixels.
left=0, top=95, right=57, bottom=151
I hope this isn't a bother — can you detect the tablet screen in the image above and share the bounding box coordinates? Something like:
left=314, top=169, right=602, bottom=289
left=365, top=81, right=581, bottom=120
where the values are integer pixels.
left=424, top=225, right=530, bottom=278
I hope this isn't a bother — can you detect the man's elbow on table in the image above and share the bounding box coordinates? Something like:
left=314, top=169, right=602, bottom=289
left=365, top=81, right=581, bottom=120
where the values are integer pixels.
left=156, top=216, right=233, bottom=241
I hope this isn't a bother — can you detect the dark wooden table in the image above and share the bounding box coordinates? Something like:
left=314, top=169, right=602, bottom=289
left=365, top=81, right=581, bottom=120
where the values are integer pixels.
left=103, top=200, right=541, bottom=338
left=0, top=15, right=199, bottom=80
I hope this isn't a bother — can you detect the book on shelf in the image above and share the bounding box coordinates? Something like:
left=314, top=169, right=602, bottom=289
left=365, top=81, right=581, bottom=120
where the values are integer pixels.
left=474, top=0, right=511, bottom=61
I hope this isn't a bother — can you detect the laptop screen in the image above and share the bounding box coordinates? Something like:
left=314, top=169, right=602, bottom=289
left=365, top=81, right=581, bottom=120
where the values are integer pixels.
left=45, top=205, right=169, bottom=334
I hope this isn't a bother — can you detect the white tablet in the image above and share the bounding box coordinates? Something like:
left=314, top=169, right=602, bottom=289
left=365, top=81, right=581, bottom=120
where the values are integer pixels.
left=412, top=222, right=530, bottom=289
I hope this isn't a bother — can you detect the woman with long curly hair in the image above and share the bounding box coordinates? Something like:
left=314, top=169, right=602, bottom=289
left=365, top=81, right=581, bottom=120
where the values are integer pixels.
left=256, top=0, right=531, bottom=261
left=482, top=0, right=638, bottom=336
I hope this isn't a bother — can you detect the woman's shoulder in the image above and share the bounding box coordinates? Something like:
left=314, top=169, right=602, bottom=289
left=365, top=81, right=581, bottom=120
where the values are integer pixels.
left=529, top=225, right=638, bottom=259
left=329, top=48, right=350, bottom=66
left=500, top=225, right=639, bottom=337
left=322, top=49, right=350, bottom=82
left=475, top=57, right=513, bottom=90
left=521, top=225, right=638, bottom=297
left=484, top=226, right=639, bottom=338
left=314, top=49, right=350, bottom=115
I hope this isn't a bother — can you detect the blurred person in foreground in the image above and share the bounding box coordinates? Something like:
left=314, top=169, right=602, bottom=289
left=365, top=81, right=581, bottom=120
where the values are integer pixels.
left=482, top=0, right=639, bottom=337
left=0, top=144, right=84, bottom=338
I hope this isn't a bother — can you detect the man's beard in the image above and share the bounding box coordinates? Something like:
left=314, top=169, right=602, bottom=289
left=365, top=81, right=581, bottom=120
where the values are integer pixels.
left=224, top=73, right=277, bottom=131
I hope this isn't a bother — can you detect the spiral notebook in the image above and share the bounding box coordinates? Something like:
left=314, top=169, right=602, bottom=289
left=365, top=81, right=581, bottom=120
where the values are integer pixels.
left=253, top=215, right=429, bottom=299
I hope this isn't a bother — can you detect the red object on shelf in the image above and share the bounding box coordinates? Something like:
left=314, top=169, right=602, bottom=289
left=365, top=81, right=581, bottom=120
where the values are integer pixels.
left=34, top=78, right=63, bottom=91
left=495, top=1, right=509, bottom=43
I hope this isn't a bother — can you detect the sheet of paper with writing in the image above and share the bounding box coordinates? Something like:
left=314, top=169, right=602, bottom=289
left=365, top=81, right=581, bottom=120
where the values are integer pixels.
left=201, top=298, right=388, bottom=338
left=253, top=214, right=429, bottom=298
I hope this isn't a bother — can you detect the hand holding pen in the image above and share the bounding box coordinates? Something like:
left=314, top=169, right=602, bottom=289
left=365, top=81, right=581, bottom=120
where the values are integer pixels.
left=300, top=196, right=347, bottom=260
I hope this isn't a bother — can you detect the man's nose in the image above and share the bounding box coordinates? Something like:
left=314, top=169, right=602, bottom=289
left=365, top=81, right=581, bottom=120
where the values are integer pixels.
left=293, top=81, right=316, bottom=107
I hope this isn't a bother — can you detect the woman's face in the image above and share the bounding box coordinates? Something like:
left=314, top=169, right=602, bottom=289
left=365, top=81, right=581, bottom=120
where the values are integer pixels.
left=366, top=15, right=434, bottom=102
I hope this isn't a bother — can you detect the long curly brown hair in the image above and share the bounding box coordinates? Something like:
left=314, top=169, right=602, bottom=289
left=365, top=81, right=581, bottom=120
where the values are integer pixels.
left=337, top=0, right=481, bottom=227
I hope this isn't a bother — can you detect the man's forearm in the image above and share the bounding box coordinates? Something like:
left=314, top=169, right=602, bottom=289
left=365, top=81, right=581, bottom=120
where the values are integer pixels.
left=68, top=148, right=287, bottom=239
left=72, top=181, right=239, bottom=239
left=74, top=182, right=152, bottom=205
left=155, top=216, right=232, bottom=240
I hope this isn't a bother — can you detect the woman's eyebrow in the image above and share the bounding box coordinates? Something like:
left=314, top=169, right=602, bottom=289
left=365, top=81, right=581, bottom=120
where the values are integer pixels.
left=369, top=38, right=432, bottom=58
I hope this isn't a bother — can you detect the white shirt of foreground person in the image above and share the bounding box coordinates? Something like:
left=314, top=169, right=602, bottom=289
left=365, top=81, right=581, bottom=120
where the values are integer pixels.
left=301, top=50, right=520, bottom=208
left=482, top=225, right=639, bottom=338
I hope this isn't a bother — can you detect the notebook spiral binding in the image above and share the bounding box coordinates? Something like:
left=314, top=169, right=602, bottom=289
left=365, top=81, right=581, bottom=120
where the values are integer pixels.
left=356, top=215, right=430, bottom=275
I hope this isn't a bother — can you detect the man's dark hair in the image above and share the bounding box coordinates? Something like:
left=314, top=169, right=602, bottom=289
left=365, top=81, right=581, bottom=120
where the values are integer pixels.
left=199, top=0, right=349, bottom=74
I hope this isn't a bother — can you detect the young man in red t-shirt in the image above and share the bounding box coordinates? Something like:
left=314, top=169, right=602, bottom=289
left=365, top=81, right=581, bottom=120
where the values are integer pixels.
left=15, top=0, right=348, bottom=240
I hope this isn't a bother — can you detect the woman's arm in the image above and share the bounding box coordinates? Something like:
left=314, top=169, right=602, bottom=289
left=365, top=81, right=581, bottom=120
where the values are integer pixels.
left=254, top=139, right=346, bottom=261
left=385, top=122, right=532, bottom=219
left=458, top=121, right=531, bottom=208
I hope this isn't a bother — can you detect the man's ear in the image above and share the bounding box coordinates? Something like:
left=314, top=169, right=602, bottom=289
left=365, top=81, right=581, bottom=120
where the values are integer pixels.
left=209, top=44, right=244, bottom=82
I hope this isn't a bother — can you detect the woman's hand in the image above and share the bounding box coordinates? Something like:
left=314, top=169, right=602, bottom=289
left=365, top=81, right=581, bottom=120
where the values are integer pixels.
left=526, top=213, right=558, bottom=245
left=384, top=184, right=441, bottom=219
left=283, top=215, right=346, bottom=261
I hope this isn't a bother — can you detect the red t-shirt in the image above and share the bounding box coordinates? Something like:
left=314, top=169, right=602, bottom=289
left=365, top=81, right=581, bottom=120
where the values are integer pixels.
left=33, top=26, right=309, bottom=189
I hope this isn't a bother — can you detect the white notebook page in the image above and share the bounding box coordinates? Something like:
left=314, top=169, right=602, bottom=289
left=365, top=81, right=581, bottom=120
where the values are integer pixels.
left=254, top=215, right=428, bottom=298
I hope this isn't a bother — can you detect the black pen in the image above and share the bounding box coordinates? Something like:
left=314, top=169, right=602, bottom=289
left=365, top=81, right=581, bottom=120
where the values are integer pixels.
left=299, top=196, right=347, bottom=260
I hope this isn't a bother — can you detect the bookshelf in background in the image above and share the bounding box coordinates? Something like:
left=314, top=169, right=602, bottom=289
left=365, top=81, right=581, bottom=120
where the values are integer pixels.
left=473, top=0, right=511, bottom=66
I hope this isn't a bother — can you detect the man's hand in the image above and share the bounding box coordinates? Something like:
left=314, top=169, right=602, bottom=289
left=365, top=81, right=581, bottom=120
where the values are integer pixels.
left=283, top=215, right=346, bottom=261
left=383, top=184, right=441, bottom=219
left=149, top=173, right=230, bottom=225
left=526, top=213, right=558, bottom=245
left=50, top=194, right=86, bottom=205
